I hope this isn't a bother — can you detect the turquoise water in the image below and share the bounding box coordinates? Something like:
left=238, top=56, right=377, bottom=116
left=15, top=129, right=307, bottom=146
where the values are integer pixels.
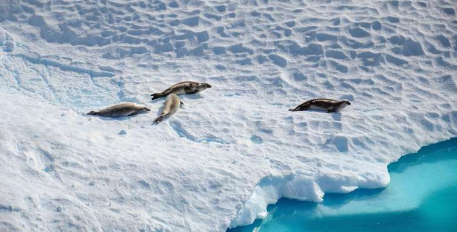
left=229, top=138, right=457, bottom=232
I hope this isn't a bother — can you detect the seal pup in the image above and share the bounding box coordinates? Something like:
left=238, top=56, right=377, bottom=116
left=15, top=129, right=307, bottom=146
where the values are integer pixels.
left=154, top=94, right=183, bottom=124
left=87, top=103, right=150, bottom=117
left=151, top=81, right=211, bottom=100
left=289, top=98, right=351, bottom=113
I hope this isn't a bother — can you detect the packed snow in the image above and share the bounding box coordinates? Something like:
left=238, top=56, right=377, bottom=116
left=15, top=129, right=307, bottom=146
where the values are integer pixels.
left=0, top=0, right=456, bottom=231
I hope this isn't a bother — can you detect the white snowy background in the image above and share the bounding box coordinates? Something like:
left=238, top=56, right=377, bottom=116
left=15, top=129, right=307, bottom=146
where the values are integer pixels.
left=0, top=0, right=456, bottom=231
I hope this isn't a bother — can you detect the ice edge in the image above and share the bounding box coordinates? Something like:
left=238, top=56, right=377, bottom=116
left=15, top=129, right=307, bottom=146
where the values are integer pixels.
left=228, top=136, right=456, bottom=229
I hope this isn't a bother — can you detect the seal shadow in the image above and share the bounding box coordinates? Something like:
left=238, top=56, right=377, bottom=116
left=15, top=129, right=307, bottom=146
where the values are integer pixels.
left=331, top=113, right=342, bottom=121
left=289, top=109, right=343, bottom=122
left=155, top=104, right=165, bottom=117
left=150, top=93, right=203, bottom=103
left=179, top=93, right=203, bottom=100
left=85, top=111, right=149, bottom=121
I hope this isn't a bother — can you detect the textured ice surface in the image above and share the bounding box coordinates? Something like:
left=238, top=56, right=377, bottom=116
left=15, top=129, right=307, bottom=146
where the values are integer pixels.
left=0, top=0, right=457, bottom=231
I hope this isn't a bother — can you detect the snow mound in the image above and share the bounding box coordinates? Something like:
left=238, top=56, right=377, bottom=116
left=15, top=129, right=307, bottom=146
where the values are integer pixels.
left=0, top=27, right=18, bottom=53
left=0, top=0, right=456, bottom=231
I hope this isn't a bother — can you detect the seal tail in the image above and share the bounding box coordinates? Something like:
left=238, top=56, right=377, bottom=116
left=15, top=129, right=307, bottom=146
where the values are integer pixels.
left=87, top=111, right=98, bottom=115
left=151, top=93, right=164, bottom=100
left=153, top=116, right=164, bottom=124
left=289, top=106, right=301, bottom=111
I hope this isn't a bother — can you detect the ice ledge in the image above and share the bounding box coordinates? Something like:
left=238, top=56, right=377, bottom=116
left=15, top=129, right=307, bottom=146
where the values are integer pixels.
left=229, top=168, right=391, bottom=228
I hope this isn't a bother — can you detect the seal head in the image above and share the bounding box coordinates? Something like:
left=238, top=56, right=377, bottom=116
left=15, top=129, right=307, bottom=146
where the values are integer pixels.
left=198, top=83, right=211, bottom=90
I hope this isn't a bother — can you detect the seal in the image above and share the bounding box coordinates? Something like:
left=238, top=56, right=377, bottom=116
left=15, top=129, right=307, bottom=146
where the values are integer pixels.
left=151, top=81, right=211, bottom=100
left=87, top=102, right=150, bottom=117
left=154, top=94, right=183, bottom=124
left=289, top=98, right=351, bottom=113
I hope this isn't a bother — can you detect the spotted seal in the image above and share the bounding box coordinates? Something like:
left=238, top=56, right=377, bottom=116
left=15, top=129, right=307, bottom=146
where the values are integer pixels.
left=289, top=98, right=351, bottom=113
left=154, top=94, right=183, bottom=124
left=151, top=81, right=211, bottom=100
left=87, top=103, right=150, bottom=117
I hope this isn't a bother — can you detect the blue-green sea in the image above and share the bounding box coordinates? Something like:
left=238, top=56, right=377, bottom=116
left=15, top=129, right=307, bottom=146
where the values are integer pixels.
left=229, top=138, right=457, bottom=232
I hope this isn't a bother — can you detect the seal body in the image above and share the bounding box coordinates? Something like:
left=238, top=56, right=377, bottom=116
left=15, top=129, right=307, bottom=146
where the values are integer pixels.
left=289, top=98, right=351, bottom=113
left=154, top=94, right=182, bottom=124
left=87, top=102, right=150, bottom=117
left=151, top=81, right=211, bottom=100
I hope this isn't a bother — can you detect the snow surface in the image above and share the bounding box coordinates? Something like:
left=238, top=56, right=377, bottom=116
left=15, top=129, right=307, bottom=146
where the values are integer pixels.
left=0, top=0, right=457, bottom=231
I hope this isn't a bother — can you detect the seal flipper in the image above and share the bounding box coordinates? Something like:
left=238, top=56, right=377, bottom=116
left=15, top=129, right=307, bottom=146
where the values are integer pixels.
left=151, top=93, right=165, bottom=100
left=87, top=111, right=98, bottom=115
left=289, top=105, right=300, bottom=111
left=128, top=112, right=138, bottom=116
left=185, top=89, right=199, bottom=94
left=327, top=107, right=337, bottom=113
left=289, top=105, right=306, bottom=112
left=153, top=116, right=164, bottom=124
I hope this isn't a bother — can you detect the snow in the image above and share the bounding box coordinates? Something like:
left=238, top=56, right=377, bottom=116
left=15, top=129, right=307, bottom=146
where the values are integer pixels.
left=0, top=0, right=456, bottom=231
